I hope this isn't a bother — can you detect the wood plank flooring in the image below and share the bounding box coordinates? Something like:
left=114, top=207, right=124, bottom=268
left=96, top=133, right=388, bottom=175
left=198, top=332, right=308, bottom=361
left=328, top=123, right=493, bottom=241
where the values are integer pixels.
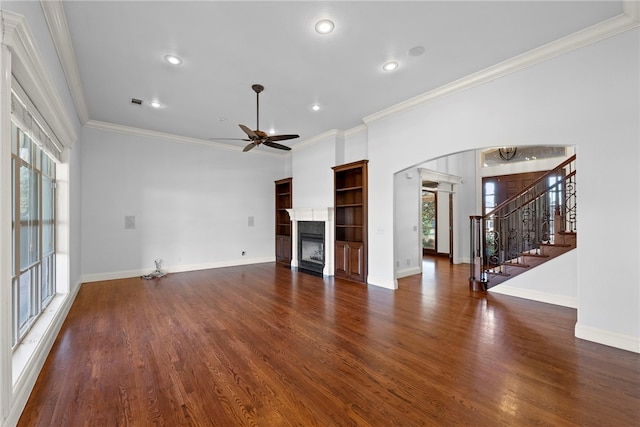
left=18, top=258, right=640, bottom=426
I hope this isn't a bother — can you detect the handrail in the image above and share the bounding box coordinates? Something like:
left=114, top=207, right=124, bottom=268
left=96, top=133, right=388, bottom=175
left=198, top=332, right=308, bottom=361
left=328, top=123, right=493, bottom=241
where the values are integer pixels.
left=469, top=154, right=577, bottom=289
left=486, top=171, right=571, bottom=219
left=485, top=154, right=576, bottom=218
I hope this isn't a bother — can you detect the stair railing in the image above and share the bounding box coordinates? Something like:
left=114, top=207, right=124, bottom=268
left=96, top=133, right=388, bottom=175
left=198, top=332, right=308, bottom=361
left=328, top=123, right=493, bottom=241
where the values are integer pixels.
left=469, top=154, right=577, bottom=287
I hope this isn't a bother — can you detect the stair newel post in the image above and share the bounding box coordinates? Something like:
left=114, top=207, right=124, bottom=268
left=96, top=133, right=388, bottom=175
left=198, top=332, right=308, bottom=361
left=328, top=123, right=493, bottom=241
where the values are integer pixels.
left=469, top=215, right=487, bottom=291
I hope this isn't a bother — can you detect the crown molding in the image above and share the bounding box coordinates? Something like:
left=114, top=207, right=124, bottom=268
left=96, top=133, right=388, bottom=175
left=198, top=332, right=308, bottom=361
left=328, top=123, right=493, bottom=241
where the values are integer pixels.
left=40, top=0, right=90, bottom=125
left=624, top=0, right=640, bottom=21
left=1, top=10, right=78, bottom=147
left=291, top=129, right=341, bottom=151
left=363, top=4, right=640, bottom=126
left=344, top=124, right=367, bottom=138
left=85, top=120, right=285, bottom=157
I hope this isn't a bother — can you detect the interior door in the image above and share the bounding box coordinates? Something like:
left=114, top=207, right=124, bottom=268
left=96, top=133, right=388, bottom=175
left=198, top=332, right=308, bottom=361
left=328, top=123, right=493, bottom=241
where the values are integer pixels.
left=482, top=171, right=546, bottom=213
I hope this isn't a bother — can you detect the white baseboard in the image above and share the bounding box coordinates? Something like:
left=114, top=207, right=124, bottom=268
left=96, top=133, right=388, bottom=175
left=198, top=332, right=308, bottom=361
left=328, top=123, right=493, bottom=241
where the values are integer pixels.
left=7, top=278, right=82, bottom=427
left=575, top=323, right=640, bottom=354
left=488, top=285, right=578, bottom=308
left=396, top=266, right=422, bottom=279
left=82, top=256, right=276, bottom=283
left=367, top=275, right=398, bottom=290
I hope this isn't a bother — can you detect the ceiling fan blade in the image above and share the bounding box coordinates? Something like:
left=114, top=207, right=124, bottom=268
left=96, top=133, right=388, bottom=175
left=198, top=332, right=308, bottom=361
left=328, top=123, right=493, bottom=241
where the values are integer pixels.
left=243, top=142, right=258, bottom=152
left=267, top=134, right=299, bottom=142
left=239, top=124, right=258, bottom=140
left=209, top=137, right=252, bottom=141
left=263, top=141, right=292, bottom=151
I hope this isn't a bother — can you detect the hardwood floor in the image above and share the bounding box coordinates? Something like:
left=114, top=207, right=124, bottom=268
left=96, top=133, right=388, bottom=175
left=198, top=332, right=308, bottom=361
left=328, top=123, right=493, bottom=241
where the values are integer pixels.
left=19, top=258, right=640, bottom=426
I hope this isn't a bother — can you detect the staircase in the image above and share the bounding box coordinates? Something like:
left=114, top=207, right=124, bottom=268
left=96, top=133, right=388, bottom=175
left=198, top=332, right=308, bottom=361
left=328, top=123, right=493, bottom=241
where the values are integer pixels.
left=469, top=155, right=577, bottom=290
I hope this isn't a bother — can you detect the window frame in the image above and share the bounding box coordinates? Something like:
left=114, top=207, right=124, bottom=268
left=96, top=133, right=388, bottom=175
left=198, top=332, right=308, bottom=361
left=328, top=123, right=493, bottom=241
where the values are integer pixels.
left=10, top=121, right=57, bottom=348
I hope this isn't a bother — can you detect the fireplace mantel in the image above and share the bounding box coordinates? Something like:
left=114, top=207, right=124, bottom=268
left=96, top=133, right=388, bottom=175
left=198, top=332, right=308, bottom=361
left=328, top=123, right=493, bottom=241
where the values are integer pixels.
left=285, top=207, right=334, bottom=276
left=286, top=207, right=334, bottom=222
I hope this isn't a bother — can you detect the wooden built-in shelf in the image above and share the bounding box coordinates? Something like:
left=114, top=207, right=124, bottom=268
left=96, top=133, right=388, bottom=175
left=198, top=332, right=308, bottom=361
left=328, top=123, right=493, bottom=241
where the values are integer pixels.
left=275, top=178, right=292, bottom=265
left=332, top=160, right=368, bottom=283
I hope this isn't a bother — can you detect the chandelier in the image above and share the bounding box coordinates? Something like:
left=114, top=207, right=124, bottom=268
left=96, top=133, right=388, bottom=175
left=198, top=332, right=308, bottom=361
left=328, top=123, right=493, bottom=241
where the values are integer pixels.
left=498, top=147, right=518, bottom=161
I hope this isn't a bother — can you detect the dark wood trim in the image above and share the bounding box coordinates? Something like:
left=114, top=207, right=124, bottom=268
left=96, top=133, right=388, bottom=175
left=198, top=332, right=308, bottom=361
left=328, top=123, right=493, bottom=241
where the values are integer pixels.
left=333, top=160, right=368, bottom=284
left=275, top=177, right=292, bottom=265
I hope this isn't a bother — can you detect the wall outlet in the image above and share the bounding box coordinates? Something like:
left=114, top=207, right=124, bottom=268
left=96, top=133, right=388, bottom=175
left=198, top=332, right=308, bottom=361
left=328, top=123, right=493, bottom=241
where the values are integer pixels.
left=406, top=259, right=411, bottom=266
left=248, top=216, right=255, bottom=227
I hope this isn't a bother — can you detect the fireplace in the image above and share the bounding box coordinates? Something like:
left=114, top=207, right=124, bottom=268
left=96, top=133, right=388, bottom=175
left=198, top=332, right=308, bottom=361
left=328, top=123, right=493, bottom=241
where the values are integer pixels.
left=285, top=207, right=334, bottom=276
left=298, top=221, right=325, bottom=276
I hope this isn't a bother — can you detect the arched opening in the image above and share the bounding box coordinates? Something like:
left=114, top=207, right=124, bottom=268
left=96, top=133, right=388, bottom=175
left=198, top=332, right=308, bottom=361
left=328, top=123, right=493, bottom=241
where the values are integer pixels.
left=393, top=146, right=574, bottom=280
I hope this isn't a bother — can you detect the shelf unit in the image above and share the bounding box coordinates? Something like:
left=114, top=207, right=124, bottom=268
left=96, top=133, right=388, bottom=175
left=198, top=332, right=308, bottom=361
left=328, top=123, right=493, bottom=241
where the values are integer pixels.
left=332, top=160, right=368, bottom=283
left=275, top=178, right=292, bottom=265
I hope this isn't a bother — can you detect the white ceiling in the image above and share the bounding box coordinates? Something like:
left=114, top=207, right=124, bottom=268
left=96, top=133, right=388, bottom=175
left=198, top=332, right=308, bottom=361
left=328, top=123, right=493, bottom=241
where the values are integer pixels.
left=58, top=1, right=623, bottom=151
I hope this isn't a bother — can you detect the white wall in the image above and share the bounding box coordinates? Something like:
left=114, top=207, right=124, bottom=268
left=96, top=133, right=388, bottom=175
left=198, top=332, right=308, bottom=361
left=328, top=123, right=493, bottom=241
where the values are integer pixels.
left=344, top=126, right=368, bottom=164
left=367, top=28, right=639, bottom=351
left=394, top=168, right=421, bottom=278
left=291, top=133, right=336, bottom=209
left=489, top=250, right=578, bottom=308
left=81, top=126, right=285, bottom=279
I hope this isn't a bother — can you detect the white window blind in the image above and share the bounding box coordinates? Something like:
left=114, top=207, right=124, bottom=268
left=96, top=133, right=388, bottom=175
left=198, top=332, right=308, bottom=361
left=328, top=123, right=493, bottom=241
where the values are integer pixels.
left=10, top=86, right=63, bottom=162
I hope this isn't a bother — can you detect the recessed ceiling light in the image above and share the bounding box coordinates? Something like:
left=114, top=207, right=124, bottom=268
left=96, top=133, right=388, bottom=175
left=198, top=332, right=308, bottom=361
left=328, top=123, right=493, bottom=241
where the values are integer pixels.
left=382, top=61, right=399, bottom=72
left=149, top=100, right=162, bottom=109
left=269, top=128, right=276, bottom=135
left=164, top=54, right=182, bottom=65
left=315, top=19, right=335, bottom=34
left=311, top=104, right=321, bottom=111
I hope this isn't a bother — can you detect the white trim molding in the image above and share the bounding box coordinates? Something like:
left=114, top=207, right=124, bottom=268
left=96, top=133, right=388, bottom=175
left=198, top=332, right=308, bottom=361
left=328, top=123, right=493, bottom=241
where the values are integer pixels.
left=488, top=286, right=578, bottom=309
left=40, top=0, right=90, bottom=125
left=86, top=119, right=283, bottom=157
left=363, top=4, right=640, bottom=126
left=82, top=257, right=276, bottom=283
left=367, top=275, right=398, bottom=290
left=0, top=10, right=78, bottom=147
left=575, top=323, right=640, bottom=354
left=292, top=129, right=341, bottom=151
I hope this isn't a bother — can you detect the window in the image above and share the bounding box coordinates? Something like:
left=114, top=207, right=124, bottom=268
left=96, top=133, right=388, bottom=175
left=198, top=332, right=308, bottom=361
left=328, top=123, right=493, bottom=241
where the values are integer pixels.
left=11, top=121, right=57, bottom=347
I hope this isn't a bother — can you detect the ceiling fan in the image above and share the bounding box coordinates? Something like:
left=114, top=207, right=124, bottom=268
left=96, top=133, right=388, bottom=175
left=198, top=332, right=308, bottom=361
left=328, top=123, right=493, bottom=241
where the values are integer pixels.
left=213, top=84, right=299, bottom=152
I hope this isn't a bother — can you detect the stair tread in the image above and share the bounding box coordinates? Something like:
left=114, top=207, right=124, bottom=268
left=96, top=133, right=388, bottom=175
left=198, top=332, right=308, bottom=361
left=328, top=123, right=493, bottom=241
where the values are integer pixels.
left=521, top=253, right=550, bottom=258
left=501, top=262, right=530, bottom=268
left=540, top=243, right=573, bottom=248
left=485, top=270, right=510, bottom=277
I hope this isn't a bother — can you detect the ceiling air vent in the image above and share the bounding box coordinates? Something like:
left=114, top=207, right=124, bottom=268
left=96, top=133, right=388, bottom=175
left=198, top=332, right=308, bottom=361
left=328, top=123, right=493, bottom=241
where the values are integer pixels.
left=131, top=98, right=143, bottom=106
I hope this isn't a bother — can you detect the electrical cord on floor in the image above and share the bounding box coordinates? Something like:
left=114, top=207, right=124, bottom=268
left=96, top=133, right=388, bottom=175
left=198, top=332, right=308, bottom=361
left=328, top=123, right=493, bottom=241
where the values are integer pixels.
left=142, top=259, right=167, bottom=279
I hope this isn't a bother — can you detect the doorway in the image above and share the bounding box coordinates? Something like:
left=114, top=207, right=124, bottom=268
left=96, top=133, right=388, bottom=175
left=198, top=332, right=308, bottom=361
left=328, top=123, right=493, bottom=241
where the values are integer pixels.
left=422, top=185, right=454, bottom=262
left=422, top=187, right=437, bottom=256
left=418, top=169, right=461, bottom=265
